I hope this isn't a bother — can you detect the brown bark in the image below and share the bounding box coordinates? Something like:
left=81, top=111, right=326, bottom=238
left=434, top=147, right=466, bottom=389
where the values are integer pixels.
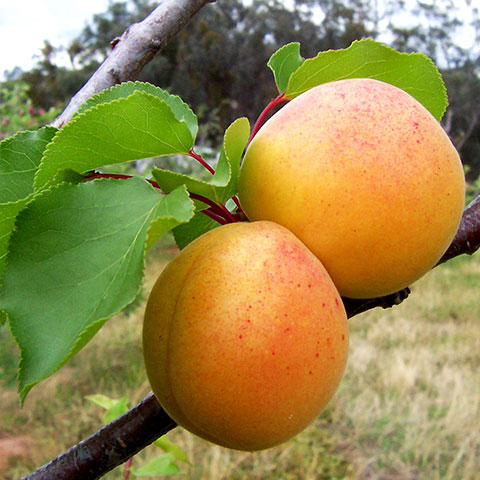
left=51, top=0, right=217, bottom=128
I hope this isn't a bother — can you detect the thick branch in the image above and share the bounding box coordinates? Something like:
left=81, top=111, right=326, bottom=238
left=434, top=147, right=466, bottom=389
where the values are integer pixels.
left=343, top=287, right=411, bottom=318
left=437, top=194, right=480, bottom=264
left=51, top=0, right=216, bottom=128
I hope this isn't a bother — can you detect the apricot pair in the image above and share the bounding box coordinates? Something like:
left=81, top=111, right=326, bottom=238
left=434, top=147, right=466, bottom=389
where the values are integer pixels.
left=143, top=78, right=464, bottom=451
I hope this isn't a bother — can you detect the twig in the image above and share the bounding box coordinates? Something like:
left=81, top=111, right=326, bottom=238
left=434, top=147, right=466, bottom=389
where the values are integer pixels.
left=51, top=0, right=217, bottom=128
left=437, top=195, right=480, bottom=264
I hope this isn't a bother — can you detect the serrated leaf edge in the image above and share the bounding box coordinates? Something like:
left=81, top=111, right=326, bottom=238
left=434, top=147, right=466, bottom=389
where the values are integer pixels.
left=267, top=42, right=304, bottom=93
left=34, top=91, right=195, bottom=190
left=285, top=38, right=448, bottom=121
left=77, top=80, right=198, bottom=137
left=4, top=176, right=183, bottom=404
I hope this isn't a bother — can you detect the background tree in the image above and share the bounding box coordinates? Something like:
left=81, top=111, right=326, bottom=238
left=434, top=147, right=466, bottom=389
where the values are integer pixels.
left=11, top=0, right=478, bottom=179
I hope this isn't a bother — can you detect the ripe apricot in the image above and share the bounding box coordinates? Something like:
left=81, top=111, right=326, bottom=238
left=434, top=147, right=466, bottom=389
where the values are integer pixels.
left=238, top=78, right=465, bottom=298
left=143, top=221, right=348, bottom=451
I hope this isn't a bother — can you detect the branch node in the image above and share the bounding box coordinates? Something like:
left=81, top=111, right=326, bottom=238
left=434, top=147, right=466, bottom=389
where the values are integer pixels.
left=110, top=37, right=121, bottom=49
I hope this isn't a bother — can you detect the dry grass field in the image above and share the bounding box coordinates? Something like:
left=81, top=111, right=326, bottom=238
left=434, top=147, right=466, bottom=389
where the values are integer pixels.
left=1, top=238, right=479, bottom=479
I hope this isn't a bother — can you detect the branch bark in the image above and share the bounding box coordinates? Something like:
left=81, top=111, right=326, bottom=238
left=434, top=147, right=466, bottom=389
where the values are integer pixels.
left=22, top=394, right=175, bottom=480
left=51, top=0, right=216, bottom=128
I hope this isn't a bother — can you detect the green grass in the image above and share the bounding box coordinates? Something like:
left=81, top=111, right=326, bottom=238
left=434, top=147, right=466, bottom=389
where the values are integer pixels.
left=1, top=245, right=479, bottom=479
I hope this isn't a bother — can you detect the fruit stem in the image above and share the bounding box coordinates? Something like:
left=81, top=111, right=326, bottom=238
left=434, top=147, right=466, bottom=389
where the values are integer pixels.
left=201, top=208, right=228, bottom=225
left=232, top=195, right=244, bottom=215
left=188, top=149, right=215, bottom=175
left=189, top=192, right=237, bottom=223
left=248, top=93, right=287, bottom=145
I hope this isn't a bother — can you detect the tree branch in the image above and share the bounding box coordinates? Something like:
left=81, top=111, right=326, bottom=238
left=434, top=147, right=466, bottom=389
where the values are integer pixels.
left=51, top=0, right=216, bottom=128
left=437, top=194, right=480, bottom=264
left=21, top=394, right=175, bottom=480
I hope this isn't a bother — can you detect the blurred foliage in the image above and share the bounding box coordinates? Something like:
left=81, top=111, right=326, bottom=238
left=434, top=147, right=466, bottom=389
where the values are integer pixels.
left=2, top=0, right=479, bottom=182
left=0, top=81, right=59, bottom=140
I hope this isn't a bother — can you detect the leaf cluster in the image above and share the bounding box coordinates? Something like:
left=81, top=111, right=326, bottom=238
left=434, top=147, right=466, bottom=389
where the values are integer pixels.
left=0, top=40, right=446, bottom=405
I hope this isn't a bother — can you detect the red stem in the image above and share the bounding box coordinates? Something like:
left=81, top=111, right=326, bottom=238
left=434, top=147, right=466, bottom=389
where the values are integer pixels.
left=86, top=172, right=236, bottom=225
left=188, top=149, right=215, bottom=175
left=248, top=93, right=287, bottom=145
left=217, top=203, right=238, bottom=223
left=232, top=195, right=244, bottom=215
left=189, top=192, right=227, bottom=217
left=201, top=208, right=228, bottom=225
left=124, top=457, right=133, bottom=480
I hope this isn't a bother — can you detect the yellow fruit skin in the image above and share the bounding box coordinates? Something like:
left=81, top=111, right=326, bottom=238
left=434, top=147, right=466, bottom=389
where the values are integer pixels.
left=143, top=221, right=348, bottom=451
left=238, top=78, right=465, bottom=298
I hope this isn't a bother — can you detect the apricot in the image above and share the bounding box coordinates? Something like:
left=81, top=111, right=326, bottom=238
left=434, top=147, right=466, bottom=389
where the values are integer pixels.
left=238, top=78, right=465, bottom=298
left=143, top=221, right=348, bottom=451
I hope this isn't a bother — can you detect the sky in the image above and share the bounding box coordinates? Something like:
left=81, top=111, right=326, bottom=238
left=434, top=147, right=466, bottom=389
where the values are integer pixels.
left=0, top=0, right=111, bottom=78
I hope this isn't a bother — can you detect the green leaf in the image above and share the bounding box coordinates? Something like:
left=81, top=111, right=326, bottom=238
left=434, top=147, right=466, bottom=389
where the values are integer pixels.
left=285, top=39, right=447, bottom=121
left=173, top=211, right=219, bottom=250
left=0, top=127, right=57, bottom=203
left=267, top=42, right=305, bottom=93
left=0, top=127, right=57, bottom=276
left=154, top=435, right=189, bottom=464
left=103, top=397, right=130, bottom=424
left=0, top=177, right=194, bottom=403
left=146, top=185, right=195, bottom=250
left=34, top=91, right=196, bottom=189
left=85, top=393, right=118, bottom=410
left=0, top=202, right=24, bottom=277
left=131, top=454, right=180, bottom=477
left=77, top=81, right=198, bottom=140
left=152, top=117, right=250, bottom=204
left=85, top=394, right=130, bottom=423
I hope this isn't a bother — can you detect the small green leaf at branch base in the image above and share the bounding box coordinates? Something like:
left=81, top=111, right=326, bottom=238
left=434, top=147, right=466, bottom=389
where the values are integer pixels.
left=131, top=454, right=180, bottom=476
left=154, top=435, right=189, bottom=464
left=86, top=394, right=130, bottom=424
left=85, top=393, right=118, bottom=411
